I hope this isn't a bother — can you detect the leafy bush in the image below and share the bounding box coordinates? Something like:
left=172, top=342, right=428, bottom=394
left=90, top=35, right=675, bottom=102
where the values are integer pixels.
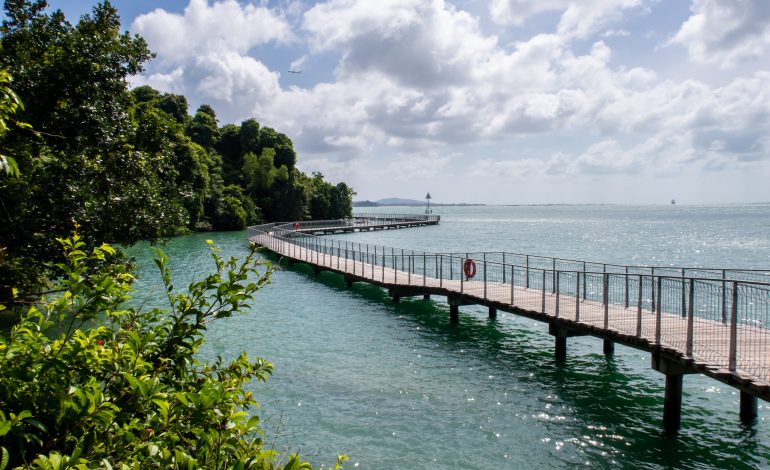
left=0, top=234, right=337, bottom=469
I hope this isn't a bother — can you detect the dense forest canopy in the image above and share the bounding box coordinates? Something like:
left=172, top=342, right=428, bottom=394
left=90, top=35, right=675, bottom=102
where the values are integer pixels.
left=0, top=0, right=354, bottom=298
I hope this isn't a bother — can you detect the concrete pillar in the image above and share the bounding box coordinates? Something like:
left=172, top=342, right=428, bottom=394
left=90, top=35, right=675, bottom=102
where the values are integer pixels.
left=554, top=336, right=567, bottom=361
left=603, top=339, right=615, bottom=357
left=424, top=294, right=431, bottom=300
left=313, top=266, right=321, bottom=275
left=740, top=391, right=758, bottom=423
left=663, top=373, right=683, bottom=433
left=344, top=277, right=353, bottom=288
left=392, top=296, right=401, bottom=304
left=450, top=304, right=459, bottom=323
left=488, top=306, right=497, bottom=319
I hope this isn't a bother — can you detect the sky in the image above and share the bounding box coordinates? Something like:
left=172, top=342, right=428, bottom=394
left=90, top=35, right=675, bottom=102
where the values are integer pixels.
left=35, top=0, right=770, bottom=204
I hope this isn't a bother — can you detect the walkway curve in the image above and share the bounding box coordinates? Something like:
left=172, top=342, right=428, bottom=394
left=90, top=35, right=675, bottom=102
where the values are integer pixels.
left=248, top=213, right=770, bottom=431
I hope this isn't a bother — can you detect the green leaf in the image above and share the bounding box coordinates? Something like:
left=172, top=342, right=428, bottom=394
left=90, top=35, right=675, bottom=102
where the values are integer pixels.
left=1, top=447, right=9, bottom=470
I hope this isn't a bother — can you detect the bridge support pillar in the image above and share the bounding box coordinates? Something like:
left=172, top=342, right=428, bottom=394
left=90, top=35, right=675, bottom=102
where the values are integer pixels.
left=603, top=339, right=615, bottom=357
left=312, top=265, right=322, bottom=275
left=488, top=307, right=497, bottom=319
left=663, top=373, right=683, bottom=433
left=554, top=336, right=567, bottom=361
left=392, top=296, right=401, bottom=304
left=424, top=294, right=431, bottom=300
left=449, top=305, right=459, bottom=323
left=447, top=296, right=473, bottom=323
left=549, top=323, right=585, bottom=362
left=740, top=391, right=758, bottom=423
left=344, top=277, right=353, bottom=288
left=652, top=354, right=696, bottom=433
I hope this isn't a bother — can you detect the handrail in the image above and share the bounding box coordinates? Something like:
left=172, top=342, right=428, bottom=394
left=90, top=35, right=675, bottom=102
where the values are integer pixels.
left=248, top=214, right=770, bottom=384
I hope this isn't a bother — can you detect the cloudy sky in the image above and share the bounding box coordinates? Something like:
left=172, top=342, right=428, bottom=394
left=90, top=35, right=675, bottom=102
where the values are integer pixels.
left=47, top=0, right=770, bottom=204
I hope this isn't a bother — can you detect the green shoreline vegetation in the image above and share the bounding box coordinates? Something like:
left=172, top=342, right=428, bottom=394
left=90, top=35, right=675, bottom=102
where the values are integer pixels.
left=0, top=1, right=350, bottom=467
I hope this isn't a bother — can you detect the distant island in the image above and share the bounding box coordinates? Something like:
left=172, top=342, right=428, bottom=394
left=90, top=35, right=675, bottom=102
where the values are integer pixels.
left=353, top=198, right=485, bottom=207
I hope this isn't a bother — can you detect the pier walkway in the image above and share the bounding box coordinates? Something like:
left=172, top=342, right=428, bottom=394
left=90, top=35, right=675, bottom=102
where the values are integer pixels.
left=248, top=214, right=770, bottom=431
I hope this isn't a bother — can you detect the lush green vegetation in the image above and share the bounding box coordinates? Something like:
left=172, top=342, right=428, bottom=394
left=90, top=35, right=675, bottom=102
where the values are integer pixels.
left=0, top=0, right=353, bottom=299
left=0, top=233, right=343, bottom=468
left=0, top=1, right=352, bottom=467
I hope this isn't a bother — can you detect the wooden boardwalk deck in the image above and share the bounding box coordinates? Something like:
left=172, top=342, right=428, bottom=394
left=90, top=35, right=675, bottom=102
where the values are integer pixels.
left=248, top=214, right=770, bottom=430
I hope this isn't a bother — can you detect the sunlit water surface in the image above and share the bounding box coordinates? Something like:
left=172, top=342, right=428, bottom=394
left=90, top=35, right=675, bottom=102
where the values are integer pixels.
left=127, top=204, right=770, bottom=469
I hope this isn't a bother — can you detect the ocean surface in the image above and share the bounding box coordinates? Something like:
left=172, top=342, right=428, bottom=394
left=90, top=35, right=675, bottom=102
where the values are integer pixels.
left=127, top=204, right=770, bottom=469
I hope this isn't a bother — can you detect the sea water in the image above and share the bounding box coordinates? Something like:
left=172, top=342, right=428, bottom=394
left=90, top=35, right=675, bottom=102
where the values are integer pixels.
left=128, top=204, right=770, bottom=469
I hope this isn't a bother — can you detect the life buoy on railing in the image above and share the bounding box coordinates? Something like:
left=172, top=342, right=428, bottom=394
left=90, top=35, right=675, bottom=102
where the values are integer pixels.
left=294, top=223, right=300, bottom=230
left=463, top=258, right=477, bottom=279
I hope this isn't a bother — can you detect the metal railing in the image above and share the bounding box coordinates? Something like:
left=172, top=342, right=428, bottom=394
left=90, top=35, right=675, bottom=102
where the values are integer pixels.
left=261, top=214, right=440, bottom=235
left=248, top=215, right=770, bottom=384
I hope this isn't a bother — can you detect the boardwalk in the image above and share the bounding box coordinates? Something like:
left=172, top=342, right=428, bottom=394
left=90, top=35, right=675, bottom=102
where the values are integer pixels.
left=248, top=214, right=770, bottom=431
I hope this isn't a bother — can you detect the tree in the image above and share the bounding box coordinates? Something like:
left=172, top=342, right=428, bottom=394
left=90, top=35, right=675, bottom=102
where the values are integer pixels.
left=0, top=233, right=338, bottom=468
left=187, top=105, right=220, bottom=149
left=0, top=1, right=181, bottom=298
left=0, top=70, right=25, bottom=178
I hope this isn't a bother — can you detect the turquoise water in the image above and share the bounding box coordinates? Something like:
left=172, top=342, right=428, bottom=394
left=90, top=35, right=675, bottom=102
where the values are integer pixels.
left=128, top=204, right=770, bottom=469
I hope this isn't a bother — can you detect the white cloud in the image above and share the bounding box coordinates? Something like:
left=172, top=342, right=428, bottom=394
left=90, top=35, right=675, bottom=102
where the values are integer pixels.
left=127, top=0, right=770, bottom=202
left=386, top=152, right=456, bottom=179
left=133, top=0, right=293, bottom=60
left=302, top=0, right=497, bottom=88
left=489, top=0, right=644, bottom=40
left=670, top=0, right=770, bottom=67
left=489, top=0, right=570, bottom=25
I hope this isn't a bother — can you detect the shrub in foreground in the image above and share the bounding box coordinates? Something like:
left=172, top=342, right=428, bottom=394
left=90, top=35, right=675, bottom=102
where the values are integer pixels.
left=0, top=234, right=339, bottom=469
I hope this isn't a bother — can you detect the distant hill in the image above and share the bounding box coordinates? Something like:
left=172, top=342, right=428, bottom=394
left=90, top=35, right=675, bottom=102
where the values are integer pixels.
left=353, top=197, right=486, bottom=207
left=375, top=197, right=425, bottom=206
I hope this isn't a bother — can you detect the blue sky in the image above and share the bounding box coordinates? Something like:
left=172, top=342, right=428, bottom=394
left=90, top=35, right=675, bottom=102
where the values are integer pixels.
left=39, top=0, right=770, bottom=204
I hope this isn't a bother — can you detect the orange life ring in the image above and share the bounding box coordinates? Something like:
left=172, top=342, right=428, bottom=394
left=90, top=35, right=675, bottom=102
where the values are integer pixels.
left=293, top=223, right=300, bottom=230
left=463, top=258, right=476, bottom=278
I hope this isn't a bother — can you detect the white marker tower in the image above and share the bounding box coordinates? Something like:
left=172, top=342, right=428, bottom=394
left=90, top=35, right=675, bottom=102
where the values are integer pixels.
left=425, top=192, right=432, bottom=214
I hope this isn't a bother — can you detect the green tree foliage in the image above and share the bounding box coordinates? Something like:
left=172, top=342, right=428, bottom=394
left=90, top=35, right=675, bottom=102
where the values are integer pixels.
left=187, top=105, right=220, bottom=150
left=0, top=233, right=339, bottom=469
left=0, top=70, right=25, bottom=178
left=0, top=1, right=354, bottom=299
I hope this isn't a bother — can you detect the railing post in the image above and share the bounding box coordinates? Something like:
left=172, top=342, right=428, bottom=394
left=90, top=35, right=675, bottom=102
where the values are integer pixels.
left=382, top=247, right=385, bottom=282
left=541, top=269, right=546, bottom=313
left=439, top=255, right=443, bottom=288
left=603, top=273, right=609, bottom=329
left=394, top=247, right=398, bottom=284
left=681, top=269, right=686, bottom=318
left=374, top=245, right=377, bottom=279
left=722, top=269, right=727, bottom=324
left=503, top=253, right=506, bottom=283
left=552, top=258, right=556, bottom=293
left=655, top=276, right=662, bottom=345
left=686, top=279, right=695, bottom=356
left=651, top=268, right=656, bottom=314
left=424, top=252, right=427, bottom=287
left=582, top=261, right=587, bottom=300
left=510, top=265, right=515, bottom=305
left=636, top=275, right=643, bottom=336
left=526, top=255, right=530, bottom=288
left=624, top=266, right=629, bottom=308
left=483, top=259, right=487, bottom=299
left=408, top=252, right=412, bottom=285
left=555, top=271, right=560, bottom=317
left=576, top=271, right=581, bottom=321
left=461, top=258, right=464, bottom=293
left=729, top=281, right=738, bottom=371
